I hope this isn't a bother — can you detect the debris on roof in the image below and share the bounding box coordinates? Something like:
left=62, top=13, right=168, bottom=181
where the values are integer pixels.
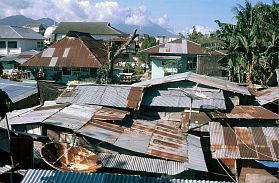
left=133, top=72, right=251, bottom=95
left=56, top=84, right=144, bottom=109
left=209, top=122, right=279, bottom=161
left=209, top=106, right=279, bottom=120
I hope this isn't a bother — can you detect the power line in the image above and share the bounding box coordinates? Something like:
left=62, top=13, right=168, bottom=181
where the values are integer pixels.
left=216, top=159, right=237, bottom=183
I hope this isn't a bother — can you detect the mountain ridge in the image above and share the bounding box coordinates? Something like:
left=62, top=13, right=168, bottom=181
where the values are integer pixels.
left=0, top=15, right=177, bottom=37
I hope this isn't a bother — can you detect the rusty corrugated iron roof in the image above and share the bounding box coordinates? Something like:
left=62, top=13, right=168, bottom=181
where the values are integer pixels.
left=78, top=119, right=188, bottom=162
left=209, top=122, right=279, bottom=161
left=56, top=84, right=144, bottom=109
left=93, top=107, right=130, bottom=121
left=141, top=38, right=225, bottom=55
left=209, top=106, right=279, bottom=120
left=22, top=34, right=108, bottom=68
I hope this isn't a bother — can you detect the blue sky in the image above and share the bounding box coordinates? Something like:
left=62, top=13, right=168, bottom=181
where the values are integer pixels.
left=0, top=0, right=275, bottom=34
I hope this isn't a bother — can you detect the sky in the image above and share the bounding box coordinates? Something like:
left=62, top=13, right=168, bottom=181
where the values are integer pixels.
left=0, top=0, right=275, bottom=35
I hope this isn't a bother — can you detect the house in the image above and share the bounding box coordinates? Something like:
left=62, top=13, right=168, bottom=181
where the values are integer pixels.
left=0, top=26, right=45, bottom=56
left=140, top=38, right=226, bottom=79
left=0, top=79, right=38, bottom=110
left=21, top=31, right=108, bottom=83
left=23, top=24, right=47, bottom=35
left=52, top=22, right=124, bottom=41
left=0, top=50, right=39, bottom=70
left=44, top=25, right=58, bottom=45
left=208, top=106, right=279, bottom=182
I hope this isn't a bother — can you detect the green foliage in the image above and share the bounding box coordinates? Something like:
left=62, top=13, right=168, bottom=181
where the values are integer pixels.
left=187, top=26, right=211, bottom=44
left=214, top=0, right=278, bottom=86
left=137, top=35, right=158, bottom=69
left=96, top=65, right=111, bottom=84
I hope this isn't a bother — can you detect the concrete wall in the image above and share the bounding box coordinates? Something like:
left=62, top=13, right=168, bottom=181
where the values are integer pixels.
left=0, top=39, right=44, bottom=55
left=151, top=59, right=164, bottom=79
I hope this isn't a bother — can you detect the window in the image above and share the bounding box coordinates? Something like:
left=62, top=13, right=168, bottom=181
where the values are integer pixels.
left=0, top=41, right=6, bottom=48
left=62, top=67, right=71, bottom=75
left=186, top=56, right=197, bottom=70
left=8, top=41, right=17, bottom=48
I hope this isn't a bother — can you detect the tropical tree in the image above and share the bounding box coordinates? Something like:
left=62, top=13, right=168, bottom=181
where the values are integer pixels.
left=137, top=35, right=158, bottom=71
left=214, top=0, right=278, bottom=85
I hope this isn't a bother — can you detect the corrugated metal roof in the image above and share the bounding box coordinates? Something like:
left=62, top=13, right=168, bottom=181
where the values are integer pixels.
left=141, top=87, right=226, bottom=110
left=4, top=103, right=65, bottom=125
left=78, top=119, right=206, bottom=167
left=53, top=22, right=123, bottom=35
left=0, top=80, right=38, bottom=103
left=56, top=84, right=143, bottom=109
left=209, top=122, right=279, bottom=161
left=209, top=106, right=279, bottom=120
left=0, top=163, right=12, bottom=174
left=0, top=50, right=39, bottom=64
left=253, top=87, right=279, bottom=105
left=141, top=38, right=225, bottom=56
left=0, top=25, right=45, bottom=39
left=97, top=153, right=188, bottom=175
left=21, top=169, right=231, bottom=183
left=94, top=107, right=130, bottom=121
left=133, top=72, right=250, bottom=95
left=22, top=33, right=108, bottom=68
left=43, top=104, right=101, bottom=131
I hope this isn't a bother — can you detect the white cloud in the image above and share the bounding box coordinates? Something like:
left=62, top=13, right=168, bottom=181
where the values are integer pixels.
left=176, top=25, right=214, bottom=36
left=0, top=0, right=169, bottom=28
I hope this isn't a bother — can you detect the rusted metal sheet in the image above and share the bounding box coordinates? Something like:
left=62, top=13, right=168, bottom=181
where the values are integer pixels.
left=91, top=120, right=125, bottom=133
left=93, top=107, right=130, bottom=121
left=126, top=87, right=144, bottom=109
left=23, top=34, right=108, bottom=68
left=209, top=122, right=279, bottom=161
left=210, top=106, right=279, bottom=120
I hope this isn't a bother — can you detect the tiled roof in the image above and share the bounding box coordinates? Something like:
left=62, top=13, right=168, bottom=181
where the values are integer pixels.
left=53, top=22, right=123, bottom=35
left=141, top=38, right=225, bottom=55
left=0, top=25, right=45, bottom=39
left=22, top=34, right=108, bottom=68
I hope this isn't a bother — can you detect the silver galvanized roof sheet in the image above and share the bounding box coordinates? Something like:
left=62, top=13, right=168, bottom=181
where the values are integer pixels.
left=254, top=87, right=279, bottom=105
left=133, top=72, right=250, bottom=95
left=21, top=169, right=231, bottom=183
left=141, top=88, right=226, bottom=110
left=97, top=153, right=188, bottom=175
left=56, top=84, right=143, bottom=109
left=43, top=104, right=101, bottom=131
left=187, top=134, right=208, bottom=172
left=0, top=80, right=38, bottom=103
left=3, top=104, right=64, bottom=125
left=0, top=163, right=12, bottom=174
left=209, top=122, right=279, bottom=161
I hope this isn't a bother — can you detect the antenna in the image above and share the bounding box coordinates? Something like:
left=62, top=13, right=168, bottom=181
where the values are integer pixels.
left=169, top=84, right=209, bottom=132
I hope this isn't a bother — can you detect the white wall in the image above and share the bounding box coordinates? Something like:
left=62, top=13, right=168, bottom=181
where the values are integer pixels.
left=151, top=59, right=164, bottom=79
left=0, top=38, right=44, bottom=55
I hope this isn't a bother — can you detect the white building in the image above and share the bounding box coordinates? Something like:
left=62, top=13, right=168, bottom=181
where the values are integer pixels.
left=0, top=26, right=45, bottom=56
left=44, top=25, right=58, bottom=45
